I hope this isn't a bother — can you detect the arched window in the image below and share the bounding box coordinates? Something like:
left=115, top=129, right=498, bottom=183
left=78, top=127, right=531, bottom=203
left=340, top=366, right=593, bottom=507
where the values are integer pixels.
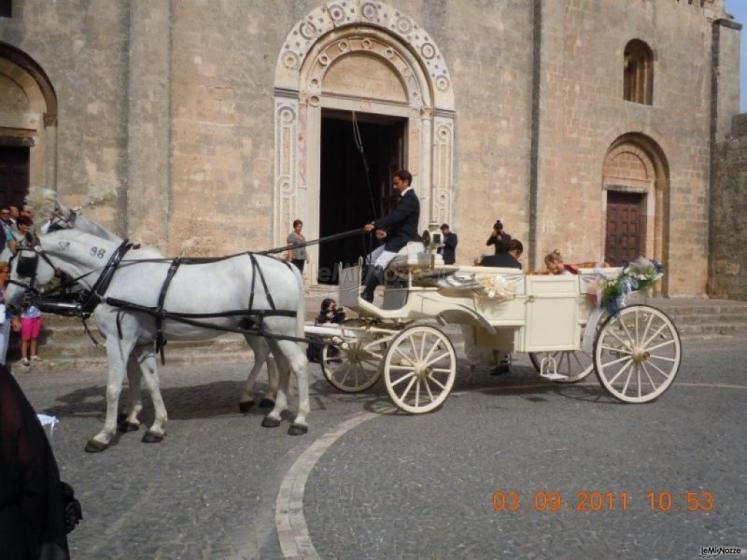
left=624, top=40, right=653, bottom=105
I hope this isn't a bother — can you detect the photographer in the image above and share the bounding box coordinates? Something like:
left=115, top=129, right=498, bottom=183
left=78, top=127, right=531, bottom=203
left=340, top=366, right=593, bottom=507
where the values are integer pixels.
left=486, top=219, right=512, bottom=254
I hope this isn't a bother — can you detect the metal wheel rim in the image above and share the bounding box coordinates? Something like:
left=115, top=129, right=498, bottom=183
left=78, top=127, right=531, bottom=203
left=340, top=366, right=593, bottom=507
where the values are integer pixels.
left=529, top=350, right=595, bottom=383
left=593, top=305, right=681, bottom=403
left=383, top=325, right=456, bottom=414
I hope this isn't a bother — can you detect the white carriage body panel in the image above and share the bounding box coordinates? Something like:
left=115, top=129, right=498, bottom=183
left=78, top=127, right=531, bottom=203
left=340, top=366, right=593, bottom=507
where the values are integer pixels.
left=519, top=275, right=580, bottom=352
left=337, top=260, right=626, bottom=353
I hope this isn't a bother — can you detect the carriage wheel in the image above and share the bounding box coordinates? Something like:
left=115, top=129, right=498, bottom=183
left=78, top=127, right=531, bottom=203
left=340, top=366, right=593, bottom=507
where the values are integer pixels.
left=529, top=350, right=594, bottom=383
left=383, top=325, right=456, bottom=414
left=593, top=305, right=681, bottom=403
left=320, top=330, right=390, bottom=393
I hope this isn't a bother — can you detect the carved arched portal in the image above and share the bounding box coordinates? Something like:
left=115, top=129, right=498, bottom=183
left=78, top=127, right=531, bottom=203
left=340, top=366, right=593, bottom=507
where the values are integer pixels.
left=602, top=134, right=670, bottom=293
left=273, top=2, right=455, bottom=281
left=0, top=42, right=58, bottom=207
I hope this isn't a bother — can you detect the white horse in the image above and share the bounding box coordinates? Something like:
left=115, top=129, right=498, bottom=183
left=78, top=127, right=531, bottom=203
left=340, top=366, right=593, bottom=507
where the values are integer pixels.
left=6, top=228, right=309, bottom=452
left=38, top=199, right=280, bottom=428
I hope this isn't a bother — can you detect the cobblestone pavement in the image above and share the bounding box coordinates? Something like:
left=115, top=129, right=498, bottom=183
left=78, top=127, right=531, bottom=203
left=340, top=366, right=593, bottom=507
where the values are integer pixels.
left=15, top=338, right=747, bottom=560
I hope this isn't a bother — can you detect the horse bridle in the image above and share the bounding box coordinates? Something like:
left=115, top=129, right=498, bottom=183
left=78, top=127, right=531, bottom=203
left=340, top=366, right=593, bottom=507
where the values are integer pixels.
left=8, top=239, right=134, bottom=316
left=7, top=247, right=60, bottom=297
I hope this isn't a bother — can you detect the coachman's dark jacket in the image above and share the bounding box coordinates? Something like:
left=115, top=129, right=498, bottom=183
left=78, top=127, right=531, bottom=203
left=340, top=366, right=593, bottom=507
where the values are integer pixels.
left=374, top=188, right=420, bottom=253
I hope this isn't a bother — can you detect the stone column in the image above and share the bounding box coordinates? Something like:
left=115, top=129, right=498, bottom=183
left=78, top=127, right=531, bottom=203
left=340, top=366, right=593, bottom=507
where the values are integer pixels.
left=125, top=0, right=171, bottom=247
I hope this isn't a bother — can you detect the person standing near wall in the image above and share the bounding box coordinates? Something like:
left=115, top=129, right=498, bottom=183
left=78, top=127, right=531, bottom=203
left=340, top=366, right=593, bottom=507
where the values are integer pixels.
left=286, top=219, right=308, bottom=274
left=486, top=219, right=511, bottom=254
left=438, top=223, right=458, bottom=264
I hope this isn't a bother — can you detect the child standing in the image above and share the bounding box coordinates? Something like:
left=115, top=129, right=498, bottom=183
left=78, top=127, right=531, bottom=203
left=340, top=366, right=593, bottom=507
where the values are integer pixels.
left=19, top=302, right=42, bottom=368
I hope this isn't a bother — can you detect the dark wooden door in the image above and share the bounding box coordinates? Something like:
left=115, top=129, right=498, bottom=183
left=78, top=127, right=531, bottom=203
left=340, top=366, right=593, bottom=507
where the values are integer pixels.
left=605, top=191, right=643, bottom=266
left=0, top=147, right=30, bottom=209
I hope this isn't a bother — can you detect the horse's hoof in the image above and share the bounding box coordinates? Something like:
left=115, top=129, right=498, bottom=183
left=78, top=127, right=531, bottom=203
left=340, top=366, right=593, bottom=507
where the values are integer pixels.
left=84, top=439, right=109, bottom=453
left=288, top=423, right=308, bottom=436
left=261, top=416, right=281, bottom=428
left=239, top=400, right=254, bottom=414
left=118, top=421, right=140, bottom=433
left=142, top=431, right=164, bottom=443
left=259, top=398, right=275, bottom=409
left=117, top=412, right=128, bottom=424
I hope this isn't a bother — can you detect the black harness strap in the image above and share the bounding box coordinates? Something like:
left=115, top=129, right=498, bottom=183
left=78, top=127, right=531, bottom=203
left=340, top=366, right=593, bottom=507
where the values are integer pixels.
left=155, top=257, right=182, bottom=361
left=80, top=240, right=134, bottom=315
left=249, top=253, right=276, bottom=311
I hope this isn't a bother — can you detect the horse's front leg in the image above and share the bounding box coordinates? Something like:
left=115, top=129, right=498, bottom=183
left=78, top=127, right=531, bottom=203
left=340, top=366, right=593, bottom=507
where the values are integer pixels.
left=136, top=347, right=168, bottom=443
left=118, top=355, right=143, bottom=433
left=85, top=336, right=136, bottom=452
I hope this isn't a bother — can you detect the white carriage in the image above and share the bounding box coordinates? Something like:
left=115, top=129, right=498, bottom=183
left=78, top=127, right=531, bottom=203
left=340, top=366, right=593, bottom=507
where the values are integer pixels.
left=306, top=230, right=682, bottom=414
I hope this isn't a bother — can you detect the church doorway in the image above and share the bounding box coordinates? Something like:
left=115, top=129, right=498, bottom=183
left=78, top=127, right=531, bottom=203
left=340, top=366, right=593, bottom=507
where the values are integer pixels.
left=0, top=146, right=30, bottom=209
left=605, top=191, right=644, bottom=266
left=318, top=109, right=406, bottom=284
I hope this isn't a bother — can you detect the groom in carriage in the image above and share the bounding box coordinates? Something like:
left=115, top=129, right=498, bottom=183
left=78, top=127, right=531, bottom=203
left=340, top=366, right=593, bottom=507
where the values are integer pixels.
left=361, top=169, right=421, bottom=303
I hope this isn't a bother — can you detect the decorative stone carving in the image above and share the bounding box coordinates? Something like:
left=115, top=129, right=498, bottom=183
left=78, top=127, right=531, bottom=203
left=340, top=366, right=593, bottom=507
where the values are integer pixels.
left=275, top=0, right=454, bottom=110
left=274, top=99, right=298, bottom=245
left=432, top=118, right=454, bottom=225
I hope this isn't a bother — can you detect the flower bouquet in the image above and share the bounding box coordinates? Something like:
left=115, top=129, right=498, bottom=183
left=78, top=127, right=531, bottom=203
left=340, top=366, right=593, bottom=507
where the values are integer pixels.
left=599, top=257, right=664, bottom=314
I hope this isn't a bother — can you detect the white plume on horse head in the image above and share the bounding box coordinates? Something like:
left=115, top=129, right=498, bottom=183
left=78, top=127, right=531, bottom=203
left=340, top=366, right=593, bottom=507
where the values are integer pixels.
left=25, top=186, right=59, bottom=218
left=84, top=183, right=117, bottom=207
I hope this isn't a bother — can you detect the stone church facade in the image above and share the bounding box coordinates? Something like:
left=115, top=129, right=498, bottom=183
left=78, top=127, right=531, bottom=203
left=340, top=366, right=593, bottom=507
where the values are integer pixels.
left=0, top=0, right=743, bottom=297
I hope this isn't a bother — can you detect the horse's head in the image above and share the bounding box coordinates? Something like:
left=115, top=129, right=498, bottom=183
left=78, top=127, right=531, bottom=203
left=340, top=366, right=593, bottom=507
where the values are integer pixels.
left=6, top=247, right=56, bottom=314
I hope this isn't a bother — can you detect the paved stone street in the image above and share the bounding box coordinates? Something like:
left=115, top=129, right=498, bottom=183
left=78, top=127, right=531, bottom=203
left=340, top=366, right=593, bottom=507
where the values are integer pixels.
left=15, top=337, right=747, bottom=560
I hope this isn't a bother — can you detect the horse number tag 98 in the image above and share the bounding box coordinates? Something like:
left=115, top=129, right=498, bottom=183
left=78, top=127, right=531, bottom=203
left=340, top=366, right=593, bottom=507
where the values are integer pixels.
left=90, top=247, right=106, bottom=259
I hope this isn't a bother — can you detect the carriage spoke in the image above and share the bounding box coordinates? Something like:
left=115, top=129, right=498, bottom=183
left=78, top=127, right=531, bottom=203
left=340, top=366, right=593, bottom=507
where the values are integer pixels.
left=425, top=352, right=451, bottom=368
left=644, top=339, right=676, bottom=352
left=388, top=364, right=414, bottom=371
left=640, top=312, right=655, bottom=347
left=641, top=362, right=658, bottom=390
left=424, top=377, right=435, bottom=402
left=635, top=308, right=639, bottom=344
left=427, top=374, right=447, bottom=390
left=399, top=376, right=417, bottom=402
left=390, top=371, right=416, bottom=387
left=601, top=353, right=633, bottom=367
left=419, top=333, right=428, bottom=362
left=337, top=363, right=352, bottom=386
left=409, top=335, right=420, bottom=361
left=641, top=323, right=668, bottom=348
left=394, top=347, right=414, bottom=365
left=647, top=361, right=672, bottom=380
left=649, top=354, right=677, bottom=363
left=637, top=365, right=642, bottom=398
left=621, top=366, right=634, bottom=395
left=430, top=367, right=453, bottom=373
left=421, top=341, right=440, bottom=366
left=606, top=327, right=631, bottom=349
left=600, top=345, right=631, bottom=354
left=619, top=318, right=635, bottom=346
left=605, top=358, right=633, bottom=385
left=414, top=380, right=420, bottom=407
